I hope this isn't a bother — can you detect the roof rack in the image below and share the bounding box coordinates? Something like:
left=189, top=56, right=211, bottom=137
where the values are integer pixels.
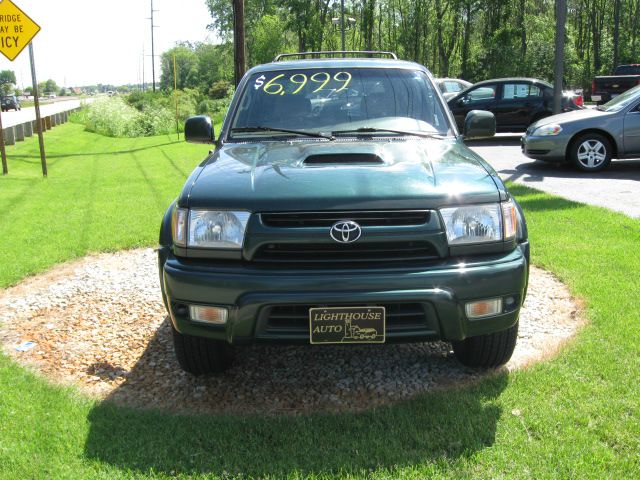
left=273, top=51, right=398, bottom=61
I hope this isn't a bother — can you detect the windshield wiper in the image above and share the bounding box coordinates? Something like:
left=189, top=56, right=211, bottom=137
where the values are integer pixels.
left=331, top=127, right=446, bottom=139
left=231, top=126, right=334, bottom=140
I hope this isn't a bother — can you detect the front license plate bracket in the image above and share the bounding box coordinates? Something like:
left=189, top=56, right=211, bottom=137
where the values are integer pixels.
left=309, top=306, right=385, bottom=344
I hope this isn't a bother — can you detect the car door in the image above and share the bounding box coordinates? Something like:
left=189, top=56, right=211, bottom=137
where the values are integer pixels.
left=492, top=82, right=542, bottom=131
left=448, top=84, right=498, bottom=130
left=623, top=102, right=640, bottom=155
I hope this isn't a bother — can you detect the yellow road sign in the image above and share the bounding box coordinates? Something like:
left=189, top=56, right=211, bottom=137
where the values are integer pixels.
left=0, top=0, right=40, bottom=61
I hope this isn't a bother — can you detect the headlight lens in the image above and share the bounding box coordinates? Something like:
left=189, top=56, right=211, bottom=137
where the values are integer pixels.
left=532, top=124, right=562, bottom=136
left=188, top=210, right=250, bottom=249
left=440, top=204, right=502, bottom=245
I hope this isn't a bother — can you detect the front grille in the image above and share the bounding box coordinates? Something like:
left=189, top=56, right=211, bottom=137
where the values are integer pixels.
left=253, top=241, right=438, bottom=265
left=261, top=210, right=430, bottom=228
left=265, top=303, right=427, bottom=332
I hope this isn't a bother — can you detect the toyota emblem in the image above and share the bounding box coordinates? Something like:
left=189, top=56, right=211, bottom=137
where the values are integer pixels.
left=330, top=221, right=362, bottom=243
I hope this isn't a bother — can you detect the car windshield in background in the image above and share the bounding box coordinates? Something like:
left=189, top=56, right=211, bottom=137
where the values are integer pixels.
left=230, top=68, right=452, bottom=139
left=598, top=84, right=640, bottom=112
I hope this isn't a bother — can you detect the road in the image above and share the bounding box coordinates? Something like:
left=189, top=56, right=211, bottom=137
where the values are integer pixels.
left=469, top=134, right=640, bottom=218
left=0, top=98, right=86, bottom=128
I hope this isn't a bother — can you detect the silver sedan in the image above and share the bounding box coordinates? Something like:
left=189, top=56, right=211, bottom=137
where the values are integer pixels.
left=521, top=84, right=640, bottom=172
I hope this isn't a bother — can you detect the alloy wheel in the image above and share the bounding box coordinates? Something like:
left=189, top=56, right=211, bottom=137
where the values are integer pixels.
left=577, top=140, right=607, bottom=169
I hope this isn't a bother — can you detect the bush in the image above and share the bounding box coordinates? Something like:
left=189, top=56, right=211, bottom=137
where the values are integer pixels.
left=197, top=94, right=233, bottom=125
left=208, top=80, right=233, bottom=99
left=72, top=97, right=176, bottom=137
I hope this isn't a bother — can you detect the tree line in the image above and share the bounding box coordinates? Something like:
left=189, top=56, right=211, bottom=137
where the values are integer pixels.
left=191, top=0, right=640, bottom=93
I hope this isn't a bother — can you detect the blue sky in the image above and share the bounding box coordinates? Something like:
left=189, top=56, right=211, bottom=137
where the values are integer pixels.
left=0, top=0, right=216, bottom=87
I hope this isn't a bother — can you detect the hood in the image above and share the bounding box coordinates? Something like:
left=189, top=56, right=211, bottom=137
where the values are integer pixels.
left=185, top=139, right=500, bottom=211
left=530, top=107, right=607, bottom=130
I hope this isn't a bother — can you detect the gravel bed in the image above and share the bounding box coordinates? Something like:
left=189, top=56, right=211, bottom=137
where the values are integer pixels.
left=0, top=249, right=583, bottom=415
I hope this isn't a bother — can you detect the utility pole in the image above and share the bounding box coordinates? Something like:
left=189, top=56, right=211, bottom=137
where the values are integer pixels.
left=149, top=0, right=158, bottom=92
left=340, top=0, right=346, bottom=53
left=553, top=0, right=567, bottom=114
left=232, top=0, right=246, bottom=86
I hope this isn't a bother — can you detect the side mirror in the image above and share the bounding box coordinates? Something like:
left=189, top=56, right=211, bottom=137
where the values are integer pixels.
left=463, top=110, right=496, bottom=140
left=185, top=115, right=215, bottom=144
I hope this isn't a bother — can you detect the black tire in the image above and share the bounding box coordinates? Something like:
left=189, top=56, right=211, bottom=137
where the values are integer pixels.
left=171, top=324, right=234, bottom=375
left=452, top=321, right=518, bottom=368
left=569, top=133, right=612, bottom=172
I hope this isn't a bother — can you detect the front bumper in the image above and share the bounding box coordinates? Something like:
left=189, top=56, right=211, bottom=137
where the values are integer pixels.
left=160, top=243, right=529, bottom=345
left=521, top=134, right=568, bottom=162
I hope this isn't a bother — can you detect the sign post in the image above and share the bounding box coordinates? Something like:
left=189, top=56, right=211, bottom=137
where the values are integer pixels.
left=0, top=0, right=43, bottom=175
left=0, top=96, right=6, bottom=174
left=28, top=42, right=46, bottom=176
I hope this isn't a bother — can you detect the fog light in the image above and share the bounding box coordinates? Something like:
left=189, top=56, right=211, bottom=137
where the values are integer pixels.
left=465, top=298, right=503, bottom=319
left=189, top=305, right=228, bottom=324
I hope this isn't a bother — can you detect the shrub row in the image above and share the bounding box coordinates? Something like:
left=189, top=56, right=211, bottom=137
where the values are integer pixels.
left=72, top=89, right=233, bottom=138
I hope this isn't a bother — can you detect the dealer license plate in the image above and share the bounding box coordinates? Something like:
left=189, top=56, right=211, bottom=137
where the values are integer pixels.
left=309, top=306, right=385, bottom=344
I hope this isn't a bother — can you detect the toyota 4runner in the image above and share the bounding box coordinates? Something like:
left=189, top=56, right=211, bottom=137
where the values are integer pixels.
left=158, top=52, right=530, bottom=374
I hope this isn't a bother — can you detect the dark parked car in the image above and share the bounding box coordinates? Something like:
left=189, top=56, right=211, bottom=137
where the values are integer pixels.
left=522, top=84, right=640, bottom=172
left=158, top=52, right=530, bottom=374
left=592, top=64, right=640, bottom=104
left=434, top=77, right=473, bottom=100
left=448, top=78, right=583, bottom=132
left=1, top=95, right=21, bottom=112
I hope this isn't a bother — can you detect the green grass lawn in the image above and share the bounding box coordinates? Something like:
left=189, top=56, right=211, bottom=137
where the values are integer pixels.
left=1, top=124, right=639, bottom=479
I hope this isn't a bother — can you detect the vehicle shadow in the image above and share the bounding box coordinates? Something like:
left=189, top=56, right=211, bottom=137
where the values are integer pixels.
left=500, top=158, right=640, bottom=184
left=82, top=320, right=509, bottom=477
left=464, top=133, right=523, bottom=148
left=7, top=141, right=182, bottom=162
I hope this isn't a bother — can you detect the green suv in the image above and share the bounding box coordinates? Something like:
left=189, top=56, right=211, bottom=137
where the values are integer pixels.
left=158, top=52, right=529, bottom=374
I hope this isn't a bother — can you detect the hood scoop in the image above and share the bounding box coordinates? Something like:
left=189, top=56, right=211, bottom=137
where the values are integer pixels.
left=303, top=153, right=384, bottom=166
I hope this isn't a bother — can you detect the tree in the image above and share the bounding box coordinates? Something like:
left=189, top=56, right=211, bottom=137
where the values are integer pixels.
left=38, top=79, right=59, bottom=95
left=0, top=69, right=16, bottom=95
left=250, top=14, right=285, bottom=65
left=159, top=44, right=199, bottom=91
left=196, top=0, right=640, bottom=92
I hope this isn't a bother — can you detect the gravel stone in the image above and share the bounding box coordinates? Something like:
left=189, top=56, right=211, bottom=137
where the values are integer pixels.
left=0, top=248, right=584, bottom=415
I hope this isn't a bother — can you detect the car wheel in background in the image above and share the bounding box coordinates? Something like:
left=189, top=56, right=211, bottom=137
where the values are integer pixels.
left=569, top=133, right=612, bottom=172
left=452, top=322, right=518, bottom=368
left=172, top=324, right=235, bottom=374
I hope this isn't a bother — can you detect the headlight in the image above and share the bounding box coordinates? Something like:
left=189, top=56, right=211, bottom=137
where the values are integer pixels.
left=188, top=210, right=250, bottom=249
left=440, top=202, right=518, bottom=245
left=532, top=124, right=562, bottom=136
left=171, top=207, right=251, bottom=249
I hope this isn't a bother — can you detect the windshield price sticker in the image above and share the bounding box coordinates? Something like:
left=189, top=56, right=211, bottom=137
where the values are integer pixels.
left=254, top=71, right=352, bottom=96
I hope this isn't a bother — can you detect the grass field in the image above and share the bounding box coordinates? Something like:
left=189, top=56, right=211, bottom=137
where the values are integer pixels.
left=1, top=124, right=639, bottom=479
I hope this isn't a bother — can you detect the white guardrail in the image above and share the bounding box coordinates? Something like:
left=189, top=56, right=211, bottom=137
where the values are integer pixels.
left=1, top=99, right=86, bottom=145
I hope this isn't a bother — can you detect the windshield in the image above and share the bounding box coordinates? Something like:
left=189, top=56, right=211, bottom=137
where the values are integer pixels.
left=229, top=68, right=452, bottom=139
left=599, top=84, right=640, bottom=112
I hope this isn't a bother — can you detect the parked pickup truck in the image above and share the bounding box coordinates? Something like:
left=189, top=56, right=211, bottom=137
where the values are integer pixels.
left=592, top=64, right=640, bottom=103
